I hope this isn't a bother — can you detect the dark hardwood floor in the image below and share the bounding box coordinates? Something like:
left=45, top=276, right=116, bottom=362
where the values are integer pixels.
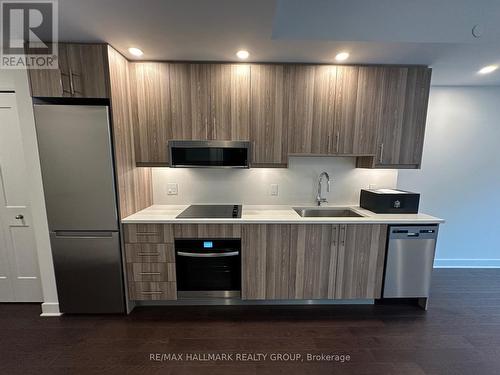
left=1, top=269, right=500, bottom=374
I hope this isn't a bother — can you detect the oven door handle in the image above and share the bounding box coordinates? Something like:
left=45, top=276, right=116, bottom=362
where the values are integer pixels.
left=177, top=251, right=239, bottom=258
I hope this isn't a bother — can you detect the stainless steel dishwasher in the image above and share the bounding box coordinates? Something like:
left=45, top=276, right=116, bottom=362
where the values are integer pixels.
left=383, top=225, right=439, bottom=308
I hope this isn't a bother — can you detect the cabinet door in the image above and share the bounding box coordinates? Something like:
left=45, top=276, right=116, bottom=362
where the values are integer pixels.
left=210, top=64, right=250, bottom=140
left=170, top=63, right=210, bottom=140
left=66, top=44, right=109, bottom=98
left=333, top=66, right=359, bottom=154
left=335, top=224, right=387, bottom=299
left=289, top=225, right=338, bottom=299
left=28, top=43, right=71, bottom=97
left=353, top=67, right=384, bottom=155
left=130, top=63, right=172, bottom=165
left=399, top=67, right=432, bottom=167
left=286, top=65, right=336, bottom=154
left=241, top=224, right=291, bottom=300
left=249, top=64, right=287, bottom=166
left=374, top=67, right=409, bottom=166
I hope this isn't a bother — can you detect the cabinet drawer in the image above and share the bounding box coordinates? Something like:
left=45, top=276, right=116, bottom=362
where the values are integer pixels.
left=123, top=224, right=174, bottom=243
left=126, top=262, right=176, bottom=282
left=124, top=243, right=174, bottom=263
left=128, top=281, right=177, bottom=300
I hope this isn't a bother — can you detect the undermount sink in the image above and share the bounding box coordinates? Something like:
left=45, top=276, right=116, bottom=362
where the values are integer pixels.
left=293, top=207, right=364, bottom=218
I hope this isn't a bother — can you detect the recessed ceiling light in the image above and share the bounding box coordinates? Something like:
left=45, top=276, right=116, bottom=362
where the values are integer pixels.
left=479, top=65, right=498, bottom=74
left=236, top=50, right=249, bottom=60
left=128, top=47, right=144, bottom=57
left=335, top=52, right=349, bottom=62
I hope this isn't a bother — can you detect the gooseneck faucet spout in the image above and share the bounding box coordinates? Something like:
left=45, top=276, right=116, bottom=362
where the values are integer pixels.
left=316, top=172, right=331, bottom=206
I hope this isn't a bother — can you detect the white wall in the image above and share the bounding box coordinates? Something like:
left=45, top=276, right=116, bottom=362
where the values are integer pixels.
left=398, top=86, right=500, bottom=267
left=0, top=69, right=60, bottom=314
left=153, top=157, right=398, bottom=205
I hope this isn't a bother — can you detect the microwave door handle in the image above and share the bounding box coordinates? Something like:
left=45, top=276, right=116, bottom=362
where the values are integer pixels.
left=177, top=251, right=239, bottom=258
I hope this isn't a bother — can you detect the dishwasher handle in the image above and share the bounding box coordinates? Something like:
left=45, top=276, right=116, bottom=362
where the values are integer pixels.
left=389, top=226, right=438, bottom=240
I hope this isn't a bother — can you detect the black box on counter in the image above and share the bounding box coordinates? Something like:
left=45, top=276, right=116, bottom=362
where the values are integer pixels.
left=360, top=189, right=420, bottom=214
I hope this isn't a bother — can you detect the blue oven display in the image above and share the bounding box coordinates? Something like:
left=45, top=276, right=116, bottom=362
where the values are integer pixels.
left=203, top=241, right=213, bottom=249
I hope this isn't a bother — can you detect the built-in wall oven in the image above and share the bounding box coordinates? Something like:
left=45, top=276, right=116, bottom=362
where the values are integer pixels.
left=175, top=239, right=241, bottom=298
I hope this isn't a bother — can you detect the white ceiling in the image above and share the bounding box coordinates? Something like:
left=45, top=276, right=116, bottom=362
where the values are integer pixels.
left=58, top=0, right=500, bottom=85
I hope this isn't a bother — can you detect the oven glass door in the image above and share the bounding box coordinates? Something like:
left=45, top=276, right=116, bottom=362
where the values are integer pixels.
left=176, top=250, right=241, bottom=291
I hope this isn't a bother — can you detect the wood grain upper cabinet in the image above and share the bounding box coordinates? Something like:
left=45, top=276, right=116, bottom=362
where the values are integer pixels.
left=285, top=65, right=336, bottom=155
left=28, top=43, right=109, bottom=98
left=130, top=63, right=172, bottom=166
left=357, top=66, right=432, bottom=168
left=352, top=67, right=385, bottom=155
left=241, top=224, right=291, bottom=300
left=65, top=44, right=109, bottom=98
left=333, top=66, right=359, bottom=154
left=373, top=67, right=409, bottom=166
left=249, top=64, right=287, bottom=166
left=289, top=225, right=338, bottom=299
left=210, top=64, right=250, bottom=140
left=170, top=63, right=210, bottom=140
left=398, top=67, right=432, bottom=167
left=335, top=224, right=387, bottom=299
left=28, top=43, right=70, bottom=97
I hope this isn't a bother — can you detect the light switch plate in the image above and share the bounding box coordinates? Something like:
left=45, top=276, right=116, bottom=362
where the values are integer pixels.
left=167, top=183, right=178, bottom=195
left=270, top=184, right=279, bottom=196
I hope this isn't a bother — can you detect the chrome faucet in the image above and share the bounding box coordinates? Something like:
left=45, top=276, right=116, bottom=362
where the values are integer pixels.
left=316, top=172, right=331, bottom=206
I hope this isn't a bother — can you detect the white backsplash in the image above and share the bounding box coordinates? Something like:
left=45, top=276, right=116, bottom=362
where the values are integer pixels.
left=152, top=156, right=398, bottom=206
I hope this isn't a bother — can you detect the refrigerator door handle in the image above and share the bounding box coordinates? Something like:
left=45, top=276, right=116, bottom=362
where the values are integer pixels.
left=52, top=231, right=115, bottom=239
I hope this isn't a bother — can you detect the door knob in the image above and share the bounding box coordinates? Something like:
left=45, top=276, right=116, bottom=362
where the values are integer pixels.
left=15, top=214, right=24, bottom=220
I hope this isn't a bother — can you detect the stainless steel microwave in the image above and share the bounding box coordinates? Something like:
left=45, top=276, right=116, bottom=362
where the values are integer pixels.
left=168, top=140, right=251, bottom=168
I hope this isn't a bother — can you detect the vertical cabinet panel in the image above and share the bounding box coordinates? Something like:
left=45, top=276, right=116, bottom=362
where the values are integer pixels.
left=210, top=64, right=250, bottom=140
left=375, top=67, right=409, bottom=166
left=241, top=224, right=291, bottom=300
left=130, top=63, right=172, bottom=165
left=335, top=224, right=387, bottom=299
left=286, top=65, right=336, bottom=155
left=170, top=63, right=210, bottom=140
left=249, top=64, right=287, bottom=166
left=399, top=67, right=432, bottom=167
left=289, top=225, right=338, bottom=299
left=334, top=66, right=359, bottom=154
left=353, top=67, right=385, bottom=155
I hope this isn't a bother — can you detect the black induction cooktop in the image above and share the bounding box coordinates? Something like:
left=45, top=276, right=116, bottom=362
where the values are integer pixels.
left=176, top=205, right=242, bottom=219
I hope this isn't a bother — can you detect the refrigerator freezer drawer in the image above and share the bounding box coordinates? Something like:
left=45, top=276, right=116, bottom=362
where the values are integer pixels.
left=50, top=231, right=125, bottom=313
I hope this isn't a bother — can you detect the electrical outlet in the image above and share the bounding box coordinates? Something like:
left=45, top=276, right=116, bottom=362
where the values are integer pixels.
left=368, top=184, right=377, bottom=190
left=270, top=184, right=279, bottom=196
left=167, top=183, right=178, bottom=195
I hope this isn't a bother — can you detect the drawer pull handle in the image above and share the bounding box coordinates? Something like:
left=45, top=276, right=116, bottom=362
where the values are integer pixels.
left=138, top=252, right=160, bottom=256
left=141, top=291, right=163, bottom=294
left=139, top=272, right=161, bottom=275
left=136, top=231, right=159, bottom=235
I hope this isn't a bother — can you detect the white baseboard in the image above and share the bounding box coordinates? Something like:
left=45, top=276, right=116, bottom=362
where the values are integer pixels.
left=40, top=302, right=62, bottom=317
left=434, top=259, right=500, bottom=268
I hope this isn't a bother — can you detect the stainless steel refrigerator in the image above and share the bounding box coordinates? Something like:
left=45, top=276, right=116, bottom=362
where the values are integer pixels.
left=34, top=102, right=125, bottom=313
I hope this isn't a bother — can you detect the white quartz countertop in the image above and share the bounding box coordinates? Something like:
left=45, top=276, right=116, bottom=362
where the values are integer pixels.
left=121, top=205, right=444, bottom=225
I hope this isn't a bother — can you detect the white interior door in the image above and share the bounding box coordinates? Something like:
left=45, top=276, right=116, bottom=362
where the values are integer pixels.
left=0, top=92, right=42, bottom=302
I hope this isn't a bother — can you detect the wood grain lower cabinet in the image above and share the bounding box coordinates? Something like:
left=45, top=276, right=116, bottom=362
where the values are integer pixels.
left=241, top=224, right=291, bottom=299
left=123, top=224, right=174, bottom=243
left=242, top=223, right=386, bottom=301
left=289, top=225, right=338, bottom=299
left=126, top=262, right=176, bottom=282
left=124, top=243, right=174, bottom=263
left=335, top=224, right=387, bottom=299
left=128, top=282, right=176, bottom=301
